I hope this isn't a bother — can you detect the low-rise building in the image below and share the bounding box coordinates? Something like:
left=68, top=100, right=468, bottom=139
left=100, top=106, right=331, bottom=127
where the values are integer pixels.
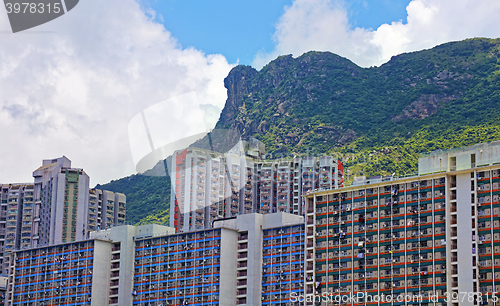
left=7, top=212, right=304, bottom=306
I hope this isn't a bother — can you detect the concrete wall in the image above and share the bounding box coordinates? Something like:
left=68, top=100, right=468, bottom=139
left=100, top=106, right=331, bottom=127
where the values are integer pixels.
left=419, top=141, right=500, bottom=175
left=236, top=213, right=263, bottom=306
left=91, top=240, right=112, bottom=306
left=219, top=229, right=237, bottom=306
left=455, top=172, right=474, bottom=305
left=90, top=224, right=174, bottom=306
left=76, top=172, right=90, bottom=241
left=418, top=153, right=449, bottom=175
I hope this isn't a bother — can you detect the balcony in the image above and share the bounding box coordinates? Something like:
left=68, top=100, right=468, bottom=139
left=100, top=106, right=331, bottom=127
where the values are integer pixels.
left=237, top=262, right=247, bottom=269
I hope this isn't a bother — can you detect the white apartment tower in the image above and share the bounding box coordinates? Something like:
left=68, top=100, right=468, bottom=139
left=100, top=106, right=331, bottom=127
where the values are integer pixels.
left=32, top=156, right=91, bottom=247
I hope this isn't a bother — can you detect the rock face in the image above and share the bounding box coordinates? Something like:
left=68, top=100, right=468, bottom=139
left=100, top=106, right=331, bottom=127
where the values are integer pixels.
left=210, top=38, right=500, bottom=154
left=218, top=65, right=257, bottom=129
left=392, top=94, right=457, bottom=122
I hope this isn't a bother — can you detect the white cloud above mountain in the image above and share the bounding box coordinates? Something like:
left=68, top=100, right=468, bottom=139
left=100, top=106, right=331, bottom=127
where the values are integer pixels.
left=254, top=0, right=500, bottom=68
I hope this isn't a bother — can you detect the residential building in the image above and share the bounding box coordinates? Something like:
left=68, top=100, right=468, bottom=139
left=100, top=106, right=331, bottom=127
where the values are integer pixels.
left=32, top=156, right=126, bottom=245
left=0, top=184, right=34, bottom=274
left=170, top=142, right=343, bottom=233
left=133, top=212, right=305, bottom=306
left=88, top=189, right=126, bottom=232
left=32, top=156, right=91, bottom=247
left=10, top=138, right=500, bottom=306
left=10, top=141, right=500, bottom=306
left=303, top=141, right=500, bottom=306
left=7, top=224, right=173, bottom=306
left=0, top=274, right=7, bottom=306
left=7, top=212, right=304, bottom=306
left=0, top=158, right=125, bottom=275
left=170, top=140, right=263, bottom=232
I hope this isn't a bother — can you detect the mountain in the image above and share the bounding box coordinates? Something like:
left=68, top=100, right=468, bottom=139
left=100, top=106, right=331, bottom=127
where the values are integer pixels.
left=101, top=38, right=500, bottom=225
left=214, top=37, right=500, bottom=177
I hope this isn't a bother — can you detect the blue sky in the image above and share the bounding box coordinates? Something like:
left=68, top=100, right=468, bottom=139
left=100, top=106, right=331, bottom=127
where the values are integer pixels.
left=141, top=0, right=411, bottom=65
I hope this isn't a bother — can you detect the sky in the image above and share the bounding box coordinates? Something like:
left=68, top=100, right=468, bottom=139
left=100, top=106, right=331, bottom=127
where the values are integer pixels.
left=0, top=0, right=500, bottom=186
left=141, top=0, right=411, bottom=65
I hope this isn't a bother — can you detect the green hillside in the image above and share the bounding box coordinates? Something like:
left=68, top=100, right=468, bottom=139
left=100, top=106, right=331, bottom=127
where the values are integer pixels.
left=96, top=173, right=170, bottom=225
left=100, top=38, right=500, bottom=225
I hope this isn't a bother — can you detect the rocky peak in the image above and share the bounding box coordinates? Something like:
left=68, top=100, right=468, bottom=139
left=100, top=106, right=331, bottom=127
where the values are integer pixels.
left=217, top=65, right=257, bottom=128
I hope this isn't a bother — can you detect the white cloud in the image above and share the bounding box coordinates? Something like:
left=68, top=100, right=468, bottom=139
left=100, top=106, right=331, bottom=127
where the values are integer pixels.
left=254, top=0, right=500, bottom=68
left=253, top=0, right=377, bottom=68
left=0, top=0, right=233, bottom=185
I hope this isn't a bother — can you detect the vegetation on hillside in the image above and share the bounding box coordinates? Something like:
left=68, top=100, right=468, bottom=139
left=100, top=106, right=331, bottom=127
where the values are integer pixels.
left=96, top=173, right=170, bottom=225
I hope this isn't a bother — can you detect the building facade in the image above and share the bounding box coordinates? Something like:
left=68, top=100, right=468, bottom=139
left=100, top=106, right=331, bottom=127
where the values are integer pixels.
left=7, top=224, right=172, bottom=306
left=170, top=145, right=343, bottom=233
left=7, top=212, right=304, bottom=306
left=0, top=157, right=125, bottom=275
left=133, top=212, right=305, bottom=306
left=303, top=141, right=500, bottom=306
left=0, top=183, right=35, bottom=272
left=33, top=156, right=91, bottom=247
left=88, top=189, right=126, bottom=232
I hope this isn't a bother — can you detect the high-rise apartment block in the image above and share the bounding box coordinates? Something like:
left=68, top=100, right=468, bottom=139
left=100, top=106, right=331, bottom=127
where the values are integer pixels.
left=0, top=157, right=126, bottom=275
left=32, top=156, right=91, bottom=247
left=0, top=183, right=35, bottom=270
left=8, top=139, right=500, bottom=306
left=302, top=141, right=500, bottom=306
left=88, top=189, right=126, bottom=232
left=170, top=142, right=343, bottom=232
left=32, top=157, right=126, bottom=246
